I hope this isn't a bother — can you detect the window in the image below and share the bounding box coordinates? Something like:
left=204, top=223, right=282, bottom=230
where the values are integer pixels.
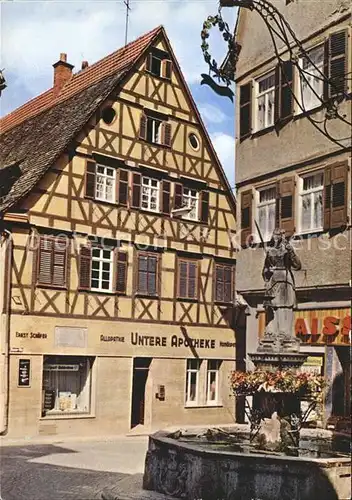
left=141, top=176, right=160, bottom=212
left=150, top=54, right=162, bottom=76
left=182, top=187, right=199, bottom=221
left=207, top=360, right=221, bottom=404
left=102, top=107, right=116, bottom=125
left=42, top=356, right=93, bottom=416
left=146, top=117, right=162, bottom=144
left=299, top=172, right=323, bottom=233
left=189, top=133, right=200, bottom=151
left=146, top=52, right=172, bottom=79
left=255, top=71, right=275, bottom=131
left=299, top=45, right=324, bottom=112
left=257, top=186, right=276, bottom=241
left=137, top=253, right=158, bottom=295
left=215, top=264, right=234, bottom=303
left=178, top=259, right=198, bottom=300
left=91, top=248, right=113, bottom=292
left=185, top=359, right=201, bottom=405
left=95, top=165, right=116, bottom=203
left=37, top=236, right=68, bottom=288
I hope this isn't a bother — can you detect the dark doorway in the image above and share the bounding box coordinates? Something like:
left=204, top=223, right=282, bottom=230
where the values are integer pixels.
left=131, top=358, right=151, bottom=428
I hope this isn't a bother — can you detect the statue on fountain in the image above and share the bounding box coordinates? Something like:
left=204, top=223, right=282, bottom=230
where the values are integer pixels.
left=259, top=228, right=302, bottom=353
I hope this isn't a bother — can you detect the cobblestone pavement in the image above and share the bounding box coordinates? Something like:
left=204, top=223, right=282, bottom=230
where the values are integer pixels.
left=0, top=436, right=171, bottom=500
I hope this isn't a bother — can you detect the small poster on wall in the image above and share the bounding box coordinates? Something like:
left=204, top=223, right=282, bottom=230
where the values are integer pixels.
left=18, top=359, right=31, bottom=387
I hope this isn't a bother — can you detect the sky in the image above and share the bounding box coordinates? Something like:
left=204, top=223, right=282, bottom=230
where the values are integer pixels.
left=0, top=0, right=237, bottom=188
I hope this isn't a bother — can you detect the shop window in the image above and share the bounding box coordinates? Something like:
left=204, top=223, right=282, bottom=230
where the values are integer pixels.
left=257, top=186, right=276, bottom=241
left=298, top=171, right=324, bottom=233
left=42, top=356, right=93, bottom=416
left=298, top=45, right=324, bottom=112
left=178, top=259, right=198, bottom=300
left=215, top=264, right=234, bottom=303
left=136, top=252, right=159, bottom=296
left=185, top=359, right=201, bottom=405
left=255, top=70, right=275, bottom=131
left=206, top=360, right=221, bottom=405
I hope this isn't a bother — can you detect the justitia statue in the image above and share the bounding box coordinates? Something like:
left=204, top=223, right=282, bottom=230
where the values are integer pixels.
left=259, top=228, right=302, bottom=352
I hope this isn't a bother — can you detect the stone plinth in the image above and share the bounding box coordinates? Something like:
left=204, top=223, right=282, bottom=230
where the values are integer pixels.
left=249, top=351, right=308, bottom=371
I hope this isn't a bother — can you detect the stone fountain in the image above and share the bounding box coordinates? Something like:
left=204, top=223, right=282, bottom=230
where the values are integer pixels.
left=141, top=229, right=351, bottom=500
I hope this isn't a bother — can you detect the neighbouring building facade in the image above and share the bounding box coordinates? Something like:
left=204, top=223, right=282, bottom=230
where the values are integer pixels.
left=231, top=0, right=351, bottom=426
left=0, top=27, right=239, bottom=439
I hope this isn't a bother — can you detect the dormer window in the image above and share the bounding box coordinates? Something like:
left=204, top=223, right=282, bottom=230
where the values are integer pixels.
left=146, top=48, right=172, bottom=79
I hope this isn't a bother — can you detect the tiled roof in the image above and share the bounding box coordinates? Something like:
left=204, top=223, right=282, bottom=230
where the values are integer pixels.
left=0, top=25, right=162, bottom=134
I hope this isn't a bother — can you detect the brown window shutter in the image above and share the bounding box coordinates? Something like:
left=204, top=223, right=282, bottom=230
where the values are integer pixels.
left=278, top=176, right=295, bottom=236
left=215, top=264, right=224, bottom=302
left=323, top=166, right=332, bottom=230
left=146, top=52, right=153, bottom=72
left=280, top=61, right=293, bottom=121
left=224, top=266, right=233, bottom=303
left=200, top=191, right=209, bottom=223
left=328, top=31, right=347, bottom=97
left=162, top=60, right=172, bottom=79
left=162, top=122, right=172, bottom=147
left=188, top=262, right=198, bottom=299
left=115, top=251, right=128, bottom=293
left=178, top=260, right=198, bottom=299
left=330, top=162, right=348, bottom=229
left=131, top=173, right=141, bottom=208
left=79, top=245, right=91, bottom=290
left=239, top=82, right=252, bottom=140
left=139, top=114, right=147, bottom=140
left=162, top=180, right=171, bottom=215
left=85, top=160, right=96, bottom=198
left=174, top=183, right=183, bottom=209
left=117, top=169, right=129, bottom=206
left=52, top=238, right=68, bottom=287
left=240, top=189, right=253, bottom=246
left=37, top=237, right=53, bottom=285
left=178, top=260, right=188, bottom=298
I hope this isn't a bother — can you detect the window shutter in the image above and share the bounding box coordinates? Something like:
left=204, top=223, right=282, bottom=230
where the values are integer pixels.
left=117, top=169, right=129, bottom=206
left=323, top=166, right=332, bottom=230
left=79, top=245, right=91, bottom=290
left=139, top=114, right=147, bottom=140
left=115, top=251, right=128, bottom=293
left=329, top=162, right=348, bottom=229
left=174, top=183, right=183, bottom=209
left=239, top=83, right=252, bottom=140
left=215, top=265, right=224, bottom=302
left=280, top=61, right=293, bottom=121
left=162, top=122, right=172, bottom=147
left=200, top=191, right=209, bottom=223
left=85, top=160, right=96, bottom=198
left=52, top=238, right=68, bottom=287
left=188, top=262, right=197, bottom=299
left=224, top=266, right=233, bottom=303
left=178, top=261, right=188, bottom=298
left=146, top=53, right=153, bottom=72
left=178, top=260, right=197, bottom=299
left=147, top=255, right=158, bottom=295
left=278, top=176, right=295, bottom=236
left=131, top=173, right=141, bottom=208
left=240, top=189, right=253, bottom=246
left=38, top=238, right=53, bottom=285
left=328, top=31, right=347, bottom=97
left=162, top=60, right=172, bottom=79
left=162, top=180, right=171, bottom=215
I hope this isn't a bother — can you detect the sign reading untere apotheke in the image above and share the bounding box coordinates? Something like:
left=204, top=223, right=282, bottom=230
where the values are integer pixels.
left=100, top=332, right=235, bottom=349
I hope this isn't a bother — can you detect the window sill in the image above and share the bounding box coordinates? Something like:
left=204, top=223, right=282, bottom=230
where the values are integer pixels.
left=293, top=104, right=325, bottom=120
left=294, top=228, right=324, bottom=237
left=184, top=404, right=223, bottom=409
left=79, top=289, right=115, bottom=295
left=251, top=125, right=275, bottom=139
left=214, top=301, right=234, bottom=307
left=140, top=138, right=171, bottom=149
left=135, top=293, right=159, bottom=299
left=36, top=284, right=67, bottom=291
left=177, top=297, right=198, bottom=303
left=40, top=412, right=95, bottom=420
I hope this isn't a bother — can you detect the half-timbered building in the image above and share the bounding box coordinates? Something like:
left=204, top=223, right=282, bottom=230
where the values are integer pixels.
left=0, top=26, right=238, bottom=438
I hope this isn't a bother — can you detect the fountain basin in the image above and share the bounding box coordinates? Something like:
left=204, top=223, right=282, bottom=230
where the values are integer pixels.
left=143, top=427, right=351, bottom=500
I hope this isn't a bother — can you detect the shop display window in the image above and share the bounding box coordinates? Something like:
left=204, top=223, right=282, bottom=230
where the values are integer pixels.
left=42, top=356, right=93, bottom=416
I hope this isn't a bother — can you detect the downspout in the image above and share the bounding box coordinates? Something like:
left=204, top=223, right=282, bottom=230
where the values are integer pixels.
left=0, top=228, right=12, bottom=435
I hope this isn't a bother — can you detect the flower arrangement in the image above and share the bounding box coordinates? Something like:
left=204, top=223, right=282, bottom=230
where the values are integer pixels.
left=230, top=370, right=326, bottom=404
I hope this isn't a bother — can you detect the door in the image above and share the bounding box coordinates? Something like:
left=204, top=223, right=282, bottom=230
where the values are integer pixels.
left=131, top=358, right=151, bottom=428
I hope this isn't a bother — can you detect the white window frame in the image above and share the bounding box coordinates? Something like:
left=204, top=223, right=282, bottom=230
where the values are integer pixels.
left=254, top=70, right=275, bottom=132
left=182, top=187, right=199, bottom=221
left=206, top=360, right=221, bottom=405
left=91, top=248, right=114, bottom=293
left=141, top=175, right=160, bottom=213
left=42, top=357, right=93, bottom=416
left=297, top=44, right=324, bottom=114
left=298, top=171, right=324, bottom=234
left=146, top=117, right=162, bottom=144
left=185, top=359, right=201, bottom=406
left=256, top=185, right=277, bottom=242
left=95, top=164, right=116, bottom=203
